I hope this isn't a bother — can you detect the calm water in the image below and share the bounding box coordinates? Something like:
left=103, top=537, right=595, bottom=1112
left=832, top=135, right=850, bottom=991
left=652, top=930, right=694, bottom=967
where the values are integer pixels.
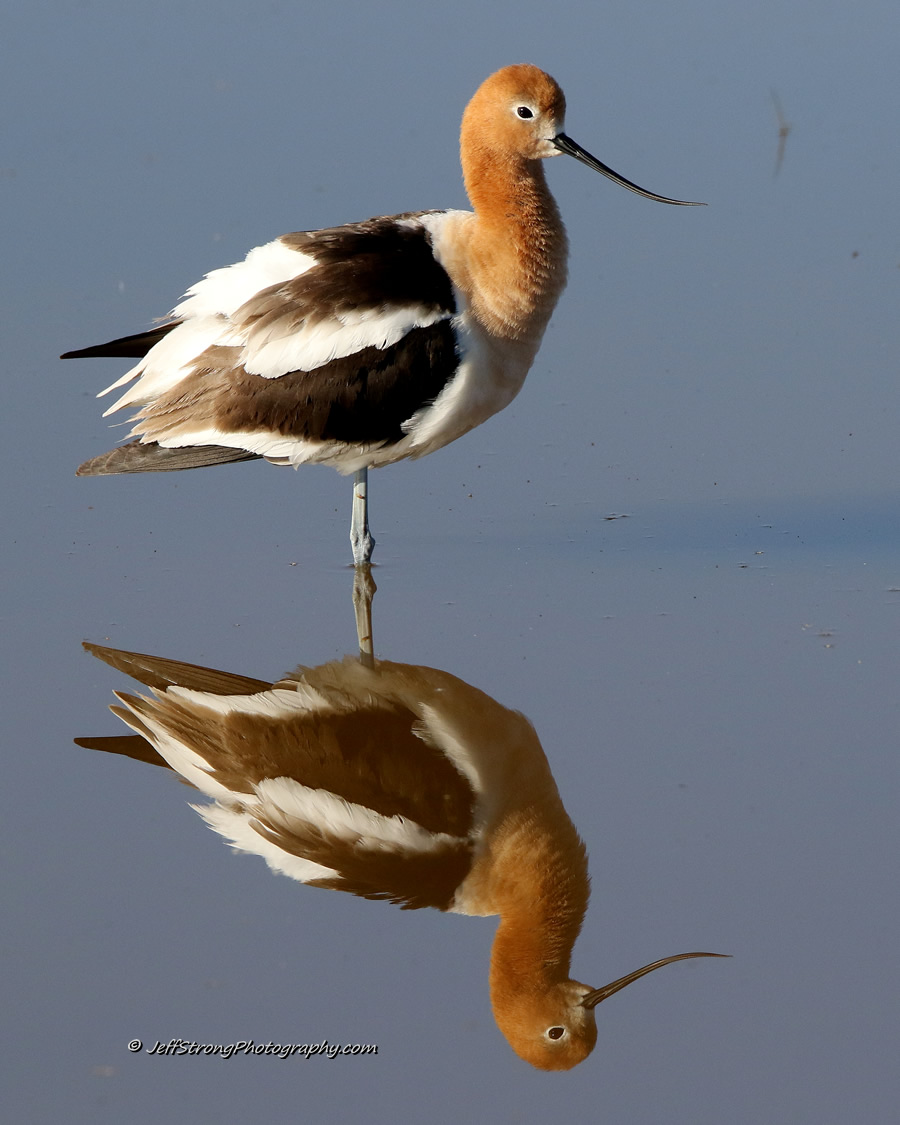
left=4, top=3, right=899, bottom=1122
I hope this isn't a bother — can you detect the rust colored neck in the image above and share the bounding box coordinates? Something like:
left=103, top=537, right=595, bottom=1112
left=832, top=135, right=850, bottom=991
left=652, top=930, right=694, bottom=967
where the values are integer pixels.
left=459, top=149, right=569, bottom=342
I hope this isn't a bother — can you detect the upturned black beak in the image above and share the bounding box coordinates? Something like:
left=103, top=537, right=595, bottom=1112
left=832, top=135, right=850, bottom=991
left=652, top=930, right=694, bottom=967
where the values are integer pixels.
left=581, top=951, right=729, bottom=1009
left=553, top=133, right=704, bottom=206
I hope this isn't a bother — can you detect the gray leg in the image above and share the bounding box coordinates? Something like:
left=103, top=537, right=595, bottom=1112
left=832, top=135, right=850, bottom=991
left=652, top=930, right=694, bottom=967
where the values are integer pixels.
left=350, top=467, right=375, bottom=566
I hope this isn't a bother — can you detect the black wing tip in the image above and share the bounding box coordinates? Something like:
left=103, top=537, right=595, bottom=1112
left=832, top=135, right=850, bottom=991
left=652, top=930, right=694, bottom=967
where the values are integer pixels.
left=62, top=323, right=180, bottom=361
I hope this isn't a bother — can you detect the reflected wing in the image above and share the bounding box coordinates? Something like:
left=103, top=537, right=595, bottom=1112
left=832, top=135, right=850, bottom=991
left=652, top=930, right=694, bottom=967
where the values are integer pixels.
left=76, top=643, right=272, bottom=772
left=73, top=733, right=174, bottom=770
left=82, top=641, right=271, bottom=694
left=79, top=647, right=481, bottom=911
left=204, top=776, right=475, bottom=911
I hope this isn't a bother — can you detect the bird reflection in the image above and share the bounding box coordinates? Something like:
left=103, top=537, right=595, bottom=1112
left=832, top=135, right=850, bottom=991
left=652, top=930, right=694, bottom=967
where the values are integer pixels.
left=77, top=641, right=725, bottom=1070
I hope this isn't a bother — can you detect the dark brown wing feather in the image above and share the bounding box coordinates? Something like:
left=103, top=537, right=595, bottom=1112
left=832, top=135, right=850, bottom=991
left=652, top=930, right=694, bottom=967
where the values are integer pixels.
left=73, top=733, right=172, bottom=769
left=251, top=815, right=474, bottom=911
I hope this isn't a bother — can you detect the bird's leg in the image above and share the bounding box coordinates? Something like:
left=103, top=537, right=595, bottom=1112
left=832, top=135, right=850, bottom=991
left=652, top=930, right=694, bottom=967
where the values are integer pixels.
left=350, top=467, right=375, bottom=566
left=352, top=562, right=377, bottom=669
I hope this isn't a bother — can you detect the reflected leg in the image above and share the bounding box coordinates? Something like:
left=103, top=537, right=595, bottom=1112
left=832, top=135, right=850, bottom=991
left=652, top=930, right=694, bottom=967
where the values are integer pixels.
left=352, top=563, right=377, bottom=668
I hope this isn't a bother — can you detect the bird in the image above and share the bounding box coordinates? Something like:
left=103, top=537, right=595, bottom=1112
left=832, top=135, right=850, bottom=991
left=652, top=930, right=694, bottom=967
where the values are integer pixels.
left=63, top=64, right=702, bottom=565
left=77, top=641, right=726, bottom=1070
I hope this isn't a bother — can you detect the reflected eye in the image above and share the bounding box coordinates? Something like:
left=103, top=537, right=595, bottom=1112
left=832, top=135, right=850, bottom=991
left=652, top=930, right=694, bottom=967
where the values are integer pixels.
left=516, top=105, right=534, bottom=119
left=547, top=1026, right=566, bottom=1041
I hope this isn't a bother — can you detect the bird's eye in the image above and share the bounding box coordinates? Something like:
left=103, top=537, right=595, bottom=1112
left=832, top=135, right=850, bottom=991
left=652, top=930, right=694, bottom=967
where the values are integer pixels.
left=516, top=105, right=534, bottom=119
left=547, top=1026, right=566, bottom=1041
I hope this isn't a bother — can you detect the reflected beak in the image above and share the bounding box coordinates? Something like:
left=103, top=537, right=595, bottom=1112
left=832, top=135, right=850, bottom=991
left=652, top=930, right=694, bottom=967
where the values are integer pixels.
left=552, top=133, right=704, bottom=206
left=581, top=951, right=729, bottom=1009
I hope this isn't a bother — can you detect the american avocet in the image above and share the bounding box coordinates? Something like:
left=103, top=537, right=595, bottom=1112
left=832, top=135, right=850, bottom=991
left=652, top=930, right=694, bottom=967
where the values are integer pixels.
left=78, top=642, right=726, bottom=1070
left=64, top=64, right=701, bottom=565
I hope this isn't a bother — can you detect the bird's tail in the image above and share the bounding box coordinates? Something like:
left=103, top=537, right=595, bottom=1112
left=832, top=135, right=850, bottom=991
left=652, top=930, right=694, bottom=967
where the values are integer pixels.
left=76, top=439, right=261, bottom=475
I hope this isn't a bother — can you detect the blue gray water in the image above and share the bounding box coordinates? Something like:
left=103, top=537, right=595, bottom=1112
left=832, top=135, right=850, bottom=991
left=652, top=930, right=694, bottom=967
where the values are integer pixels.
left=4, top=3, right=898, bottom=1121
